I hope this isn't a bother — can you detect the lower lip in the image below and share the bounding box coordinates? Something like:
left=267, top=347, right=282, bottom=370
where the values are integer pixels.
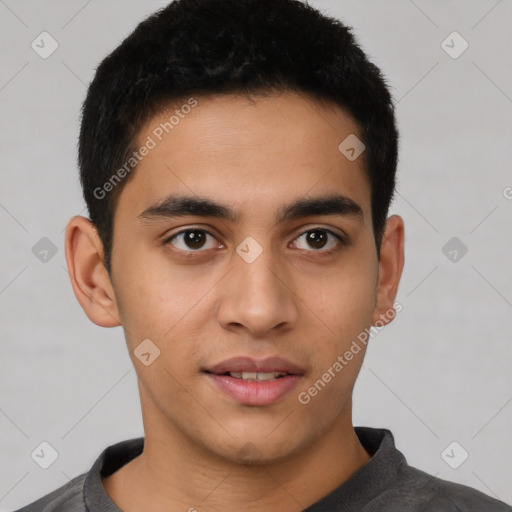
left=205, top=373, right=302, bottom=406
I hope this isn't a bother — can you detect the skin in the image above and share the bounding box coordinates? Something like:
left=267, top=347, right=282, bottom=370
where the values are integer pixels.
left=65, top=90, right=404, bottom=512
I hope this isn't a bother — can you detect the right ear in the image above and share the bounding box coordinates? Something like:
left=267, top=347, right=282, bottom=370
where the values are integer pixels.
left=64, top=215, right=121, bottom=327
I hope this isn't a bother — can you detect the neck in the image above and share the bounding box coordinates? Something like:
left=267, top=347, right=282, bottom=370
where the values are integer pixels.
left=103, top=398, right=371, bottom=512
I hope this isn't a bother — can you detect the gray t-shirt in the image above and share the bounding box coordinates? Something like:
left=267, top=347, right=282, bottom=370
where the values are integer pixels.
left=14, top=426, right=512, bottom=511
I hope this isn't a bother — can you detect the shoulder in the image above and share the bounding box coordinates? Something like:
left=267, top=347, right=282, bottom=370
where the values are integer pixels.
left=12, top=473, right=87, bottom=512
left=379, top=463, right=512, bottom=511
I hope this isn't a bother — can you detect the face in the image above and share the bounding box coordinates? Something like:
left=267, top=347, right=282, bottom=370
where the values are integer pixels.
left=67, top=91, right=403, bottom=465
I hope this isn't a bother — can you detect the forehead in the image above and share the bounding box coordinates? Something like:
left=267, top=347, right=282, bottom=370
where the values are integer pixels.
left=116, top=91, right=371, bottom=224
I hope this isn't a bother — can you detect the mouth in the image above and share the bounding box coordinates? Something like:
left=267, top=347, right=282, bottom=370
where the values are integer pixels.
left=203, top=356, right=305, bottom=406
left=206, top=370, right=290, bottom=381
left=203, top=355, right=305, bottom=376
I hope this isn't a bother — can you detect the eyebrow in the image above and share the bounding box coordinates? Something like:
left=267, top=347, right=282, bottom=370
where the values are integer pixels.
left=138, top=193, right=364, bottom=224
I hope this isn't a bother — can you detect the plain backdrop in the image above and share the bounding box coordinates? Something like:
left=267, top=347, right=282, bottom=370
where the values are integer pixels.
left=1, top=0, right=511, bottom=509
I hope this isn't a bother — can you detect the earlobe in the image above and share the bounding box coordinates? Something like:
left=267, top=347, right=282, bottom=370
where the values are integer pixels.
left=64, top=216, right=121, bottom=328
left=372, top=215, right=405, bottom=326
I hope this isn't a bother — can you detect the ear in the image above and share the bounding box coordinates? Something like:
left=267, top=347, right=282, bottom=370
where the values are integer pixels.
left=372, top=215, right=405, bottom=326
left=64, top=215, right=121, bottom=327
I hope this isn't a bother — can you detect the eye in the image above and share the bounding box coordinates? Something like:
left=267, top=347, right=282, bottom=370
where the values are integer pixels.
left=163, top=226, right=345, bottom=255
left=164, top=229, right=220, bottom=252
left=292, top=228, right=344, bottom=252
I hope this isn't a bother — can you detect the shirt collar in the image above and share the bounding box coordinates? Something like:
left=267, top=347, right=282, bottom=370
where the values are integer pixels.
left=83, top=427, right=405, bottom=512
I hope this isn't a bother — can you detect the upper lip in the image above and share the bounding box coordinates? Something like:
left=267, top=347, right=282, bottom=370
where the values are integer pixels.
left=204, top=356, right=305, bottom=375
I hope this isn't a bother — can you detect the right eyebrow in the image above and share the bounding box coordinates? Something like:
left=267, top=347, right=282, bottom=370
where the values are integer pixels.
left=138, top=195, right=237, bottom=222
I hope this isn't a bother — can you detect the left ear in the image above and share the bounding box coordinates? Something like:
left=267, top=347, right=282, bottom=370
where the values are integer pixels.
left=372, top=215, right=405, bottom=326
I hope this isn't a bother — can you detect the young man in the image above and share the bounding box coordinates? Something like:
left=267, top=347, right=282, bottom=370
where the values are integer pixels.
left=16, top=0, right=511, bottom=511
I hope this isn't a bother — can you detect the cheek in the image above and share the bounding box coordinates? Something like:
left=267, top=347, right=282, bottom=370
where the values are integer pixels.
left=301, top=257, right=377, bottom=337
left=114, top=271, right=212, bottom=385
left=113, top=253, right=194, bottom=335
left=297, top=352, right=365, bottom=438
left=294, top=250, right=377, bottom=387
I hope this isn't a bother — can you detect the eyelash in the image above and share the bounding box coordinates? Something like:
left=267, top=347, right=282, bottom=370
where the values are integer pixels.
left=162, top=227, right=346, bottom=256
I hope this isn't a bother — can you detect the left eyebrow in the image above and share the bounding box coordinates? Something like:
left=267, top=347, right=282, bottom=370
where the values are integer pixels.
left=276, top=194, right=364, bottom=224
left=138, top=193, right=364, bottom=224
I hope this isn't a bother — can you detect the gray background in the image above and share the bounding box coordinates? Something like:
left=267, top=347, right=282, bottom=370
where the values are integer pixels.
left=1, top=0, right=511, bottom=509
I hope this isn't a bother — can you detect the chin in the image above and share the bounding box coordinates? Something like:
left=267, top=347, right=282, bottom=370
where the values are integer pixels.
left=206, top=431, right=306, bottom=467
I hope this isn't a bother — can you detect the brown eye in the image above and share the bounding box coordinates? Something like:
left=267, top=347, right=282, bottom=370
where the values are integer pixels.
left=183, top=230, right=206, bottom=249
left=293, top=228, right=344, bottom=252
left=165, top=229, right=218, bottom=252
left=305, top=230, right=328, bottom=249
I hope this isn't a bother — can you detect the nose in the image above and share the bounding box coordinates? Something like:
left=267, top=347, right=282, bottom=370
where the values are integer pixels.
left=216, top=248, right=299, bottom=337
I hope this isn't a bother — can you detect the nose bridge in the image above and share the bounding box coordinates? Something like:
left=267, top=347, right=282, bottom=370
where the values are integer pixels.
left=217, top=241, right=298, bottom=334
left=240, top=249, right=281, bottom=297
